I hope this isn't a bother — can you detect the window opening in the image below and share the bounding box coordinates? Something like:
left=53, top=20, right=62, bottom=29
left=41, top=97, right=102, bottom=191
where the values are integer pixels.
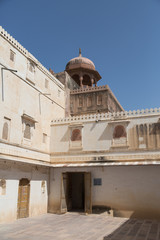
left=10, top=50, right=15, bottom=62
left=2, top=122, right=8, bottom=140
left=24, top=123, right=31, bottom=139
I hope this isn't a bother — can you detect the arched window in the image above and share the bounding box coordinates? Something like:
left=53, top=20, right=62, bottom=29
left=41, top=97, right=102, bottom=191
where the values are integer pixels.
left=83, top=74, right=91, bottom=86
left=71, top=129, right=81, bottom=141
left=113, top=125, right=126, bottom=139
left=24, top=123, right=31, bottom=139
left=2, top=122, right=8, bottom=140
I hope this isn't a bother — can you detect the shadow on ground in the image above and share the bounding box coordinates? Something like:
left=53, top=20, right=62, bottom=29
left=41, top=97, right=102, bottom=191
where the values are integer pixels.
left=103, top=218, right=160, bottom=240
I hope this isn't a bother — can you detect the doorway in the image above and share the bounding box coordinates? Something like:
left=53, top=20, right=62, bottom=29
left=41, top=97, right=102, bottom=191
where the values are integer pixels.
left=17, top=178, right=30, bottom=219
left=61, top=172, right=91, bottom=214
left=68, top=172, right=84, bottom=211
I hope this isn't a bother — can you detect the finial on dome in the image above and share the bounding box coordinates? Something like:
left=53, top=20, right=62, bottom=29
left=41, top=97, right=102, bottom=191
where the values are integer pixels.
left=79, top=48, right=82, bottom=57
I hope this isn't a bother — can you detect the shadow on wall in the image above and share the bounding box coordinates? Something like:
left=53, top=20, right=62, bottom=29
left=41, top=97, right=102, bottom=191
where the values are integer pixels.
left=98, top=125, right=111, bottom=141
left=61, top=129, right=69, bottom=142
left=0, top=160, right=49, bottom=181
left=103, top=218, right=159, bottom=240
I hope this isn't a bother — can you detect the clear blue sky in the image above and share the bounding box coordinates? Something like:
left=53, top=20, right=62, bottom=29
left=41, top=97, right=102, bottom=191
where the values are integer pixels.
left=1, top=0, right=160, bottom=111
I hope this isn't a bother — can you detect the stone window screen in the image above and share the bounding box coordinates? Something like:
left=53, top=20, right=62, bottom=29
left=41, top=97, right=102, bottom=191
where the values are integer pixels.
left=113, top=125, right=126, bottom=139
left=24, top=123, right=31, bottom=139
left=0, top=179, right=6, bottom=195
left=69, top=125, right=83, bottom=150
left=22, top=114, right=37, bottom=144
left=71, top=129, right=81, bottom=141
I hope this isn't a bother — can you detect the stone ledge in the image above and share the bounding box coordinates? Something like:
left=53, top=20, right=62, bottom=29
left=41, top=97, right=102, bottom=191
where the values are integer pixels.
left=70, top=85, right=108, bottom=94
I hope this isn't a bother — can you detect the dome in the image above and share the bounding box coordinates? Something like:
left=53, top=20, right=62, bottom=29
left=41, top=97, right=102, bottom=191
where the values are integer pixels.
left=65, top=49, right=95, bottom=71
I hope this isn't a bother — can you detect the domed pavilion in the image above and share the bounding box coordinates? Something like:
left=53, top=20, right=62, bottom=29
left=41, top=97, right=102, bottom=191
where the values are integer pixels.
left=65, top=49, right=101, bottom=88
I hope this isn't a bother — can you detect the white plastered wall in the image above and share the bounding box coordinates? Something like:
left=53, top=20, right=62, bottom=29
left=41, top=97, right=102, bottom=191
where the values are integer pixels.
left=0, top=161, right=49, bottom=223
left=49, top=165, right=160, bottom=219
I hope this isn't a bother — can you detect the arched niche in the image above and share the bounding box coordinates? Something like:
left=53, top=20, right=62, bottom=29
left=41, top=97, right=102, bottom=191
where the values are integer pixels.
left=71, top=129, right=81, bottom=141
left=83, top=74, right=91, bottom=87
left=113, top=125, right=126, bottom=139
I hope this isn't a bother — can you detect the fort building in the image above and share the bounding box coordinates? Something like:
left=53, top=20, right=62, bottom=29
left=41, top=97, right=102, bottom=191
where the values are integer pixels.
left=0, top=26, right=160, bottom=223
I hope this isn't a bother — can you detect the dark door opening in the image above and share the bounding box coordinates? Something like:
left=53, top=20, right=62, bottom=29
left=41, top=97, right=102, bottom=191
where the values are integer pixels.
left=61, top=172, right=92, bottom=214
left=68, top=172, right=84, bottom=211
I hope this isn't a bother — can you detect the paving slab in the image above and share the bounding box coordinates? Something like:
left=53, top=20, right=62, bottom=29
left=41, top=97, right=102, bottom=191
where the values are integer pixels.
left=0, top=213, right=160, bottom=240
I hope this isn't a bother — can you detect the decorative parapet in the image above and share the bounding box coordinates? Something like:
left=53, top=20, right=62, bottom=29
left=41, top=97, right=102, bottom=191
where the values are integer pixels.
left=0, top=26, right=27, bottom=54
left=70, top=85, right=124, bottom=111
left=0, top=26, right=64, bottom=89
left=51, top=107, right=160, bottom=124
left=70, top=85, right=108, bottom=94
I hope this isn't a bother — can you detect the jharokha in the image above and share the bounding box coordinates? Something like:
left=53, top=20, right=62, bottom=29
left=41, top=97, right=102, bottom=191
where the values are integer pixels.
left=0, top=26, right=160, bottom=223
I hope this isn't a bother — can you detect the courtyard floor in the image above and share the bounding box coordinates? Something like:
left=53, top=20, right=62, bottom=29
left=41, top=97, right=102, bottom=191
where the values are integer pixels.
left=0, top=213, right=160, bottom=240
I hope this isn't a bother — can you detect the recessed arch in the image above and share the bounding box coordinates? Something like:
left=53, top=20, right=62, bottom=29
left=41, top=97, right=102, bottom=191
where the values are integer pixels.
left=113, top=125, right=126, bottom=139
left=72, top=74, right=79, bottom=85
left=83, top=74, right=91, bottom=86
left=71, top=129, right=81, bottom=141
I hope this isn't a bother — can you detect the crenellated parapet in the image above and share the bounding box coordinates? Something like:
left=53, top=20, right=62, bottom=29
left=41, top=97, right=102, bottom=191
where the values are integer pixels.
left=0, top=26, right=64, bottom=89
left=52, top=107, right=160, bottom=124
left=0, top=26, right=27, bottom=54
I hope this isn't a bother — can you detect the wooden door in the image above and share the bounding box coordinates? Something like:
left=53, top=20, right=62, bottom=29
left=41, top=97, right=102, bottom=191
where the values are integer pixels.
left=84, top=172, right=92, bottom=214
left=17, top=179, right=30, bottom=219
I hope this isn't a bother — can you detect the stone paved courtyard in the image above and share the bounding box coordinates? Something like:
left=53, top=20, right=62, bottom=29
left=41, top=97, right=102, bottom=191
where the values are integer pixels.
left=0, top=213, right=160, bottom=240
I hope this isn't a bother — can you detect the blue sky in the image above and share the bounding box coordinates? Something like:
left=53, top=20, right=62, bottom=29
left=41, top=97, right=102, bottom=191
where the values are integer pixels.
left=1, top=0, right=160, bottom=111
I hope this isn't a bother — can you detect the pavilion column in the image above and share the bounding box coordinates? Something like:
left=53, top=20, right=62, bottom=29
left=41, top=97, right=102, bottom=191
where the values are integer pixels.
left=95, top=80, right=97, bottom=87
left=91, top=78, right=94, bottom=87
left=80, top=75, right=83, bottom=88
